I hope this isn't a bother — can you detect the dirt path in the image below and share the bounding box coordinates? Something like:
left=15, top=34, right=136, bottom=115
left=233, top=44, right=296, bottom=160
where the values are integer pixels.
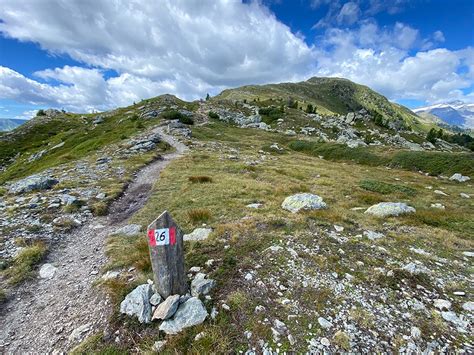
left=0, top=127, right=188, bottom=354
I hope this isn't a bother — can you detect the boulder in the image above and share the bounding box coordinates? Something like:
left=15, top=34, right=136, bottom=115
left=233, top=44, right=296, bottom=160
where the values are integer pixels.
left=112, top=224, right=141, bottom=236
left=365, top=202, right=415, bottom=217
left=363, top=230, right=384, bottom=241
left=449, top=173, right=470, bottom=182
left=191, top=273, right=216, bottom=297
left=9, top=175, right=59, bottom=194
left=281, top=193, right=327, bottom=213
left=120, top=284, right=153, bottom=323
left=39, top=263, right=57, bottom=279
left=183, top=228, right=212, bottom=242
left=152, top=294, right=180, bottom=320
left=402, top=262, right=430, bottom=275
left=159, top=297, right=208, bottom=334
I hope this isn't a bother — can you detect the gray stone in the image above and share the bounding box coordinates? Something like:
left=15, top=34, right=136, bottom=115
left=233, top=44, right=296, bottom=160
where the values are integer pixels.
left=68, top=323, right=91, bottom=342
left=462, top=301, right=474, bottom=312
left=152, top=294, right=180, bottom=320
left=191, top=273, right=216, bottom=297
left=281, top=193, right=327, bottom=213
left=39, top=263, right=57, bottom=279
left=60, top=194, right=78, bottom=206
left=112, top=224, right=141, bottom=236
left=246, top=203, right=263, bottom=209
left=183, top=228, right=212, bottom=242
left=318, top=317, right=332, bottom=329
left=434, top=299, right=451, bottom=310
left=9, top=175, right=59, bottom=194
left=430, top=203, right=445, bottom=209
left=365, top=202, right=415, bottom=217
left=460, top=193, right=470, bottom=198
left=363, top=230, right=385, bottom=241
left=449, top=173, right=470, bottom=182
left=152, top=340, right=167, bottom=352
left=120, top=284, right=153, bottom=323
left=150, top=293, right=162, bottom=306
left=159, top=297, right=208, bottom=334
left=441, top=311, right=469, bottom=330
left=402, top=262, right=430, bottom=274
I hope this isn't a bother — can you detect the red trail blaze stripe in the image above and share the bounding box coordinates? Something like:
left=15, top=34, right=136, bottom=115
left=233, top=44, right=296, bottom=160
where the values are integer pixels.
left=170, top=227, right=176, bottom=246
left=148, top=229, right=156, bottom=247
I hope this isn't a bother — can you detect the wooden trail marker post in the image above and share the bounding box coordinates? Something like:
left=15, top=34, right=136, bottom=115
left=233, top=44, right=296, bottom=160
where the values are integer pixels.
left=147, top=211, right=187, bottom=299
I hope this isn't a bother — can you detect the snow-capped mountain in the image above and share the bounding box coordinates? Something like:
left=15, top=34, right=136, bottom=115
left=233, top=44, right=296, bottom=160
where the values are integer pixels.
left=414, top=101, right=474, bottom=129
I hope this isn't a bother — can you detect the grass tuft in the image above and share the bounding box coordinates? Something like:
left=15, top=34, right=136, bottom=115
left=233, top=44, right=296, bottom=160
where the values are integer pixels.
left=187, top=208, right=211, bottom=224
left=359, top=179, right=416, bottom=196
left=3, top=241, right=47, bottom=285
left=188, top=175, right=213, bottom=183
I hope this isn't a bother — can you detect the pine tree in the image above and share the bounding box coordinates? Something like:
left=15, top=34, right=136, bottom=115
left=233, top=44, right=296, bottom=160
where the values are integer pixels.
left=305, top=104, right=314, bottom=113
left=426, top=128, right=437, bottom=144
left=205, top=93, right=210, bottom=101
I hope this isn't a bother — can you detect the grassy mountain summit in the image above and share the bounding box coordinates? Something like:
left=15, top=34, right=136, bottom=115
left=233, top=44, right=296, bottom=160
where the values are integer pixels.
left=216, top=76, right=425, bottom=131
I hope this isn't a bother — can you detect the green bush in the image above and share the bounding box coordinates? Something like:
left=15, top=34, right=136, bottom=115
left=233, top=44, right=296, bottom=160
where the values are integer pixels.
left=359, top=179, right=416, bottom=196
left=179, top=115, right=194, bottom=125
left=162, top=110, right=184, bottom=120
left=258, top=106, right=283, bottom=124
left=36, top=109, right=46, bottom=116
left=208, top=111, right=219, bottom=119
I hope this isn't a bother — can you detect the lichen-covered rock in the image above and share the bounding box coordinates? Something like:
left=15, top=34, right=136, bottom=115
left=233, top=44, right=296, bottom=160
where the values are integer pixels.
left=159, top=297, right=208, bottom=334
left=449, top=173, right=470, bottom=182
left=152, top=294, right=180, bottom=320
left=9, top=175, right=59, bottom=194
left=365, top=202, right=415, bottom=217
left=281, top=193, right=327, bottom=213
left=120, top=284, right=153, bottom=323
left=183, top=228, right=212, bottom=242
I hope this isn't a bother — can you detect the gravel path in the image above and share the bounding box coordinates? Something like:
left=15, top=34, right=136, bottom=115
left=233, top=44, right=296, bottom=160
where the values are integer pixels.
left=0, top=127, right=187, bottom=354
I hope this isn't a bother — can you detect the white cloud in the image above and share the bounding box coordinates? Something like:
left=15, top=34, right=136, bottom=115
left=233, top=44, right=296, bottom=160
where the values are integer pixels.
left=0, top=0, right=472, bottom=112
left=15, top=109, right=37, bottom=120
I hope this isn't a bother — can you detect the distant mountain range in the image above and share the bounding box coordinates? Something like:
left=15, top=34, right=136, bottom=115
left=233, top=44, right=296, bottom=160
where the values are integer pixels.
left=414, top=101, right=474, bottom=129
left=0, top=118, right=27, bottom=131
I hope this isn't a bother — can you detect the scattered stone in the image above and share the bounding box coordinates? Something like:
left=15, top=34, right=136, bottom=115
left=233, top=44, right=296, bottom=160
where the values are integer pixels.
left=246, top=203, right=263, bottom=209
left=159, top=297, right=208, bottom=334
left=411, top=326, right=421, bottom=339
left=68, top=323, right=91, bottom=342
left=434, top=190, right=448, bottom=196
left=120, top=284, right=153, bottom=323
left=434, top=299, right=451, bottom=310
left=365, top=202, right=416, bottom=217
left=39, top=263, right=57, bottom=279
left=449, top=173, right=470, bottom=182
left=318, top=317, right=332, bottom=329
left=152, top=295, right=180, bottom=320
left=462, top=251, right=474, bottom=257
left=430, top=203, right=445, bottom=209
left=462, top=302, right=474, bottom=312
left=150, top=293, right=162, bottom=306
left=191, top=273, right=216, bottom=297
left=183, top=228, right=212, bottom=242
left=334, top=225, right=344, bottom=232
left=9, top=175, right=59, bottom=194
left=363, top=230, right=384, bottom=241
left=460, top=193, right=470, bottom=198
left=402, top=262, right=430, bottom=274
left=102, top=270, right=120, bottom=281
left=281, top=193, right=327, bottom=213
left=441, top=311, right=469, bottom=330
left=112, top=224, right=141, bottom=236
left=152, top=340, right=167, bottom=352
left=321, top=337, right=331, bottom=347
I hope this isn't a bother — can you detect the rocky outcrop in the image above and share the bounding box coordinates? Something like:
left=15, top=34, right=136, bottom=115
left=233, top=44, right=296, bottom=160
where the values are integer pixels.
left=365, top=202, right=416, bottom=217
left=282, top=193, right=327, bottom=213
left=9, top=175, right=59, bottom=194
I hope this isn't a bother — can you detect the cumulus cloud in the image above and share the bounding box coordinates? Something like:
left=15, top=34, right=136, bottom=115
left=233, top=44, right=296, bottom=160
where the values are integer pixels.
left=0, top=0, right=472, bottom=112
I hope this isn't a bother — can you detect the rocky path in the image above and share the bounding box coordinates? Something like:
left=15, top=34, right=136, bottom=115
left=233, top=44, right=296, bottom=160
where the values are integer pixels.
left=0, top=127, right=188, bottom=354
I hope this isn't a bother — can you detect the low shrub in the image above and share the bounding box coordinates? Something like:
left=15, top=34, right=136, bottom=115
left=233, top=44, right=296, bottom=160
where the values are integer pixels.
left=208, top=111, right=219, bottom=119
left=188, top=176, right=213, bottom=183
left=187, top=208, right=211, bottom=224
left=178, top=115, right=194, bottom=125
left=359, top=179, right=416, bottom=196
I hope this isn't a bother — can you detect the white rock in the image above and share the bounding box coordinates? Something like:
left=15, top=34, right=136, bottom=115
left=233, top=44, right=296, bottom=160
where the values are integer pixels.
left=449, top=173, right=470, bottom=182
left=430, top=203, right=445, bottom=209
left=462, top=301, right=474, bottom=312
left=462, top=251, right=474, bottom=257
left=334, top=225, right=344, bottom=232
left=320, top=337, right=330, bottom=347
left=184, top=228, right=212, bottom=242
left=402, top=262, right=430, bottom=274
left=191, top=273, right=216, bottom=297
left=434, top=299, right=451, bottom=310
left=246, top=203, right=263, bottom=209
left=68, top=323, right=91, bottom=342
left=441, top=311, right=469, bottom=330
left=101, top=270, right=120, bottom=280
left=363, top=230, right=384, bottom=241
left=460, top=193, right=470, bottom=198
left=281, top=193, right=327, bottom=213
left=318, top=317, right=332, bottom=329
left=39, top=263, right=57, bottom=279
left=410, top=326, right=421, bottom=339
left=244, top=273, right=253, bottom=281
left=434, top=190, right=448, bottom=196
left=365, top=202, right=415, bottom=217
left=152, top=340, right=167, bottom=352
left=149, top=293, right=162, bottom=306
left=159, top=297, right=208, bottom=334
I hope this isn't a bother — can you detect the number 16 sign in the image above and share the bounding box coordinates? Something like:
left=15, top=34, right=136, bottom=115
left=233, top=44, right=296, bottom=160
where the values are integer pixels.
left=147, top=227, right=176, bottom=246
left=147, top=211, right=187, bottom=298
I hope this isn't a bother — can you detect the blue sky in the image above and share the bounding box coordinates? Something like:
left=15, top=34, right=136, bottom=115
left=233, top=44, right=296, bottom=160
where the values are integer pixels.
left=0, top=0, right=473, bottom=119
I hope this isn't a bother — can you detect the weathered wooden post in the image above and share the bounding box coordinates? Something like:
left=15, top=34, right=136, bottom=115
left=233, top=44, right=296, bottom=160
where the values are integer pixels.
left=147, top=211, right=187, bottom=298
